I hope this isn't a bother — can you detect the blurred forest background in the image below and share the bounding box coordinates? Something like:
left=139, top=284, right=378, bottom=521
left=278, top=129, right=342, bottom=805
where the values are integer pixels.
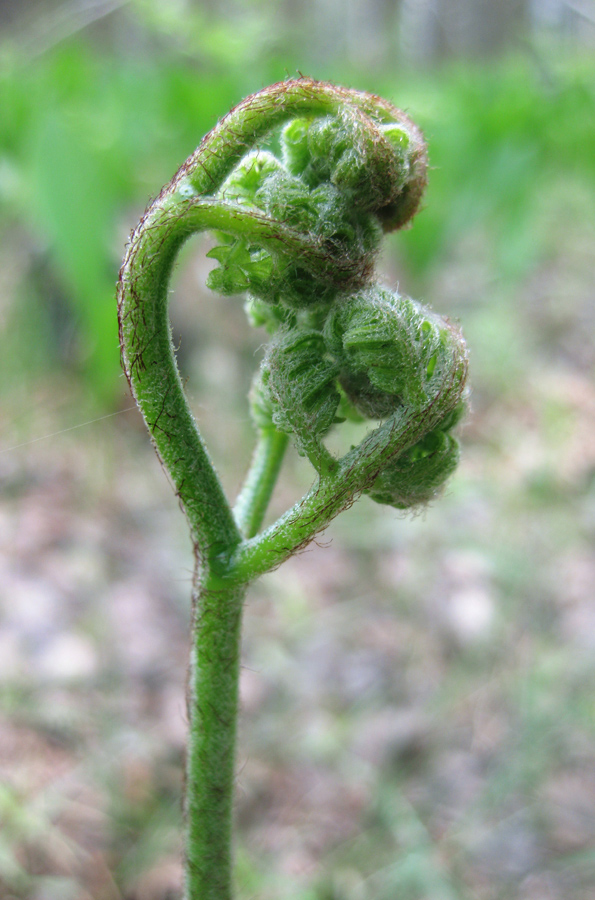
left=1, top=1, right=595, bottom=898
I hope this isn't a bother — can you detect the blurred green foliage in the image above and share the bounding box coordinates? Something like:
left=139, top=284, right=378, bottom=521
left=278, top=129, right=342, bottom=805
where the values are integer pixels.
left=0, top=2, right=593, bottom=406
left=389, top=56, right=595, bottom=281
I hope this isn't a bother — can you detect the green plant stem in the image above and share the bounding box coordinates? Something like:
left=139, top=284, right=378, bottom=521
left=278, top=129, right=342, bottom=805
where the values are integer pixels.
left=234, top=428, right=288, bottom=538
left=185, top=568, right=246, bottom=900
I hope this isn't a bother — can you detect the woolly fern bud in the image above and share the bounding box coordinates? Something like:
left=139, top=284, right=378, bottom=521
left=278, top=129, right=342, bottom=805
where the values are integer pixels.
left=281, top=110, right=402, bottom=210
left=258, top=329, right=340, bottom=455
left=206, top=96, right=427, bottom=314
left=365, top=427, right=461, bottom=510
left=281, top=108, right=427, bottom=230
left=209, top=166, right=382, bottom=310
left=325, top=285, right=463, bottom=418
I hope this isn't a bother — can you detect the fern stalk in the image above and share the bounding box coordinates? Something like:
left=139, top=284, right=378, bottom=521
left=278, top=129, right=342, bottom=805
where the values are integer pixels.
left=117, top=78, right=468, bottom=899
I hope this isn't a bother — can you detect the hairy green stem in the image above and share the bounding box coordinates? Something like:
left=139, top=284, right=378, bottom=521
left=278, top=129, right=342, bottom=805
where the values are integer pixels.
left=234, top=428, right=288, bottom=538
left=185, top=570, right=245, bottom=900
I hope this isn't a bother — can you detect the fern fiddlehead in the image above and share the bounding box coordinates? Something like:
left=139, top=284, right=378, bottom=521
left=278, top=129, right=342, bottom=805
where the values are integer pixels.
left=117, top=78, right=468, bottom=900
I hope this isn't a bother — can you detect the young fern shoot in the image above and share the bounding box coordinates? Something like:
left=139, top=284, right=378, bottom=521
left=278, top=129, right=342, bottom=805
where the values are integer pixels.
left=117, top=78, right=468, bottom=900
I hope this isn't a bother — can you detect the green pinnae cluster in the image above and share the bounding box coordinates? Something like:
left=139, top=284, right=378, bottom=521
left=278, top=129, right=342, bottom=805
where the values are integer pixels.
left=362, top=394, right=468, bottom=509
left=325, top=286, right=457, bottom=417
left=365, top=427, right=461, bottom=510
left=281, top=109, right=411, bottom=211
left=256, top=329, right=340, bottom=456
left=206, top=106, right=421, bottom=312
left=250, top=280, right=467, bottom=506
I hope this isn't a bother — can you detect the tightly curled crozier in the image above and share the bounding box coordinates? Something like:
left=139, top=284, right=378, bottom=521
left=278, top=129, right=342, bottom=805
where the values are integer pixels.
left=207, top=100, right=425, bottom=311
